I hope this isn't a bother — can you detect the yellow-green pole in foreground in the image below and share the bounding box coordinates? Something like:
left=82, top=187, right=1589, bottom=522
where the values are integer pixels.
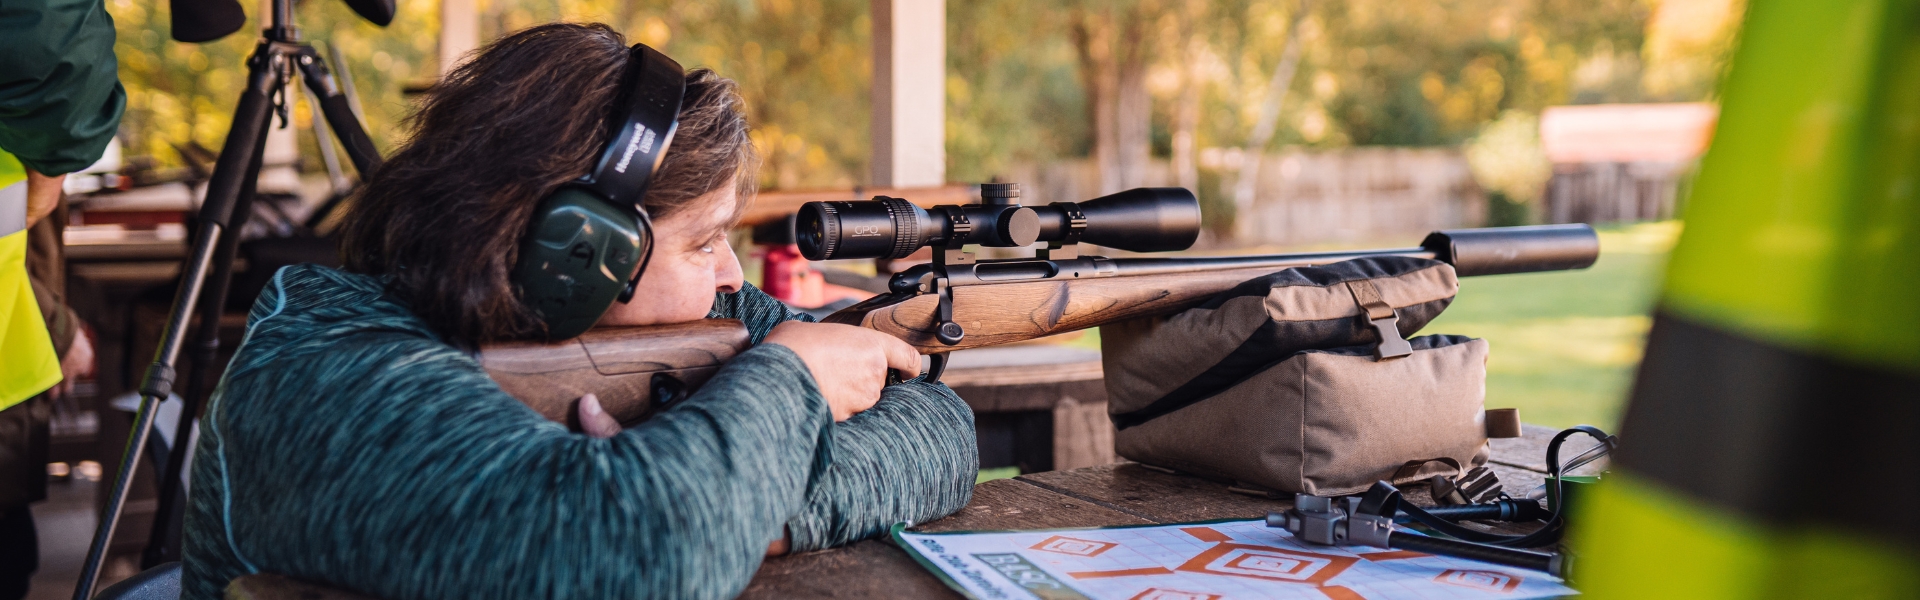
left=1577, top=0, right=1920, bottom=596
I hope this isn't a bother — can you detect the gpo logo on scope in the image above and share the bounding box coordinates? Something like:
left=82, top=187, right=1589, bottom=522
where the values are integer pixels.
left=850, top=225, right=883, bottom=237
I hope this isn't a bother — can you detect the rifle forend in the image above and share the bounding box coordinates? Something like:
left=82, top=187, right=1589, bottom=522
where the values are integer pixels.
left=824, top=223, right=1598, bottom=354
left=481, top=223, right=1599, bottom=426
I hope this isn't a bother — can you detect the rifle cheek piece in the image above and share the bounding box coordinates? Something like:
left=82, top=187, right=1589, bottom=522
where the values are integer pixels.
left=796, top=186, right=1201, bottom=261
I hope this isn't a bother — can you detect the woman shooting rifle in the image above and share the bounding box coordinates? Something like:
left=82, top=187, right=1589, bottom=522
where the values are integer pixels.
left=179, top=23, right=977, bottom=599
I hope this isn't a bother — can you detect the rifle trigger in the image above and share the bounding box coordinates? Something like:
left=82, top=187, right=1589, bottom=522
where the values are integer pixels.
left=923, top=353, right=949, bottom=383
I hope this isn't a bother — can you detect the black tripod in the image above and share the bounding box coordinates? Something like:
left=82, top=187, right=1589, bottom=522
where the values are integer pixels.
left=73, top=0, right=382, bottom=594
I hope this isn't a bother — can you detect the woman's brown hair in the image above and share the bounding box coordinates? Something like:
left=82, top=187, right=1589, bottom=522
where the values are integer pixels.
left=339, top=23, right=757, bottom=346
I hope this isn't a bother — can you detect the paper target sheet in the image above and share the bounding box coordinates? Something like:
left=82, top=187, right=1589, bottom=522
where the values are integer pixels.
left=893, top=519, right=1574, bottom=600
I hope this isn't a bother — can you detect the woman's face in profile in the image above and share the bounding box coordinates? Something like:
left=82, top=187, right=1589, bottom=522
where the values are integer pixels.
left=595, top=184, right=746, bottom=327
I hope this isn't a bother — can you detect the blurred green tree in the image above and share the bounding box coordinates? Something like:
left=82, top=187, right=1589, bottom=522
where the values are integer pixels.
left=108, top=0, right=1731, bottom=201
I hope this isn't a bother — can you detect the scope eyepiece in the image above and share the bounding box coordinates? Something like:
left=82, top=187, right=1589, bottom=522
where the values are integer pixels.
left=797, top=186, right=1202, bottom=261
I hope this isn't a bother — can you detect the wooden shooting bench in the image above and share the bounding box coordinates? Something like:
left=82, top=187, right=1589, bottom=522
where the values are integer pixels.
left=942, top=344, right=1116, bottom=474
left=227, top=424, right=1602, bottom=600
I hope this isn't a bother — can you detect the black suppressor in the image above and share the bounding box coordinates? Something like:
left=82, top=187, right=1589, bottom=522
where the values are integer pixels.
left=796, top=184, right=1202, bottom=261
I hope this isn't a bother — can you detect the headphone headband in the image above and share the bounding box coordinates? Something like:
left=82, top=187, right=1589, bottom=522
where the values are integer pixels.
left=582, top=44, right=686, bottom=206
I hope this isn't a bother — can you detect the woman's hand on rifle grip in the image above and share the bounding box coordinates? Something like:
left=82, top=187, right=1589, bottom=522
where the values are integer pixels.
left=764, top=321, right=921, bottom=422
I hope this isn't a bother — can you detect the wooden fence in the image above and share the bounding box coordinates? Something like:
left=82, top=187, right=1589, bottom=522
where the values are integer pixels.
left=1542, top=160, right=1692, bottom=224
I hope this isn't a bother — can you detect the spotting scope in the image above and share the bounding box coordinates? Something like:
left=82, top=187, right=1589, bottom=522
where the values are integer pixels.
left=797, top=184, right=1203, bottom=261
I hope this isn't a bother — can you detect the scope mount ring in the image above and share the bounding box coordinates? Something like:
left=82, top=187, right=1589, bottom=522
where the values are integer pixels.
left=1056, top=201, right=1088, bottom=246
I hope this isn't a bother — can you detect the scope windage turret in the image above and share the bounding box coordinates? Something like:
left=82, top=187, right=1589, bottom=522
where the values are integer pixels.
left=797, top=186, right=1202, bottom=261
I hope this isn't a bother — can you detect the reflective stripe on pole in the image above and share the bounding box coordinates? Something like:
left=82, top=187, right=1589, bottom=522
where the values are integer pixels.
left=1578, top=0, right=1920, bottom=595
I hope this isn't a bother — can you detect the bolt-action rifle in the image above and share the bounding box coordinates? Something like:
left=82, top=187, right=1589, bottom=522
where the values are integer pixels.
left=479, top=185, right=1599, bottom=429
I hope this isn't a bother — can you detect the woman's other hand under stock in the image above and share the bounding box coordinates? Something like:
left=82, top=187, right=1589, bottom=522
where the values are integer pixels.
left=763, top=321, right=921, bottom=421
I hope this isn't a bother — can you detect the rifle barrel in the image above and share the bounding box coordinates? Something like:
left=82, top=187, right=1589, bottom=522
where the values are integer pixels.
left=1114, top=223, right=1600, bottom=278
left=1110, top=248, right=1434, bottom=277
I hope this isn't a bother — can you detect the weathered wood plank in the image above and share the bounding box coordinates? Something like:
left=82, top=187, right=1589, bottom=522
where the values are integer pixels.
left=940, top=346, right=1104, bottom=388
left=740, top=540, right=959, bottom=600
left=743, top=477, right=1148, bottom=599
left=919, top=477, right=1155, bottom=532
left=1051, top=396, right=1118, bottom=471
left=1016, top=463, right=1287, bottom=523
left=949, top=379, right=1108, bottom=414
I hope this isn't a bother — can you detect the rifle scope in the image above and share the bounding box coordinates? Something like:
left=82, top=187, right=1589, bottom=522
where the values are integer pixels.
left=797, top=184, right=1202, bottom=261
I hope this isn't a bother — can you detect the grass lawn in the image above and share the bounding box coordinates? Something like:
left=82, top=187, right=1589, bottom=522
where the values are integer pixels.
left=1421, top=221, right=1679, bottom=429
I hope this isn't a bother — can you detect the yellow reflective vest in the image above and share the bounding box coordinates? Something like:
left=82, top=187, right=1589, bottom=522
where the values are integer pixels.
left=0, top=150, right=61, bottom=410
left=1577, top=0, right=1920, bottom=594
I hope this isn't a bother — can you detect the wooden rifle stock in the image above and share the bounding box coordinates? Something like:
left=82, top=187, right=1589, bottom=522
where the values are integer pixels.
left=480, top=320, right=750, bottom=428
left=481, top=224, right=1600, bottom=425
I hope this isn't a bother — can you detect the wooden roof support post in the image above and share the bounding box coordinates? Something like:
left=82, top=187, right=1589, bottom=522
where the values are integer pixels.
left=439, top=0, right=478, bottom=75
left=870, top=0, right=946, bottom=188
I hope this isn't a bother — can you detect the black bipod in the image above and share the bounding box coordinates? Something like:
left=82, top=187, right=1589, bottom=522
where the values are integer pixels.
left=71, top=0, right=382, bottom=595
left=1395, top=425, right=1614, bottom=550
left=1267, top=483, right=1570, bottom=578
left=1404, top=497, right=1550, bottom=525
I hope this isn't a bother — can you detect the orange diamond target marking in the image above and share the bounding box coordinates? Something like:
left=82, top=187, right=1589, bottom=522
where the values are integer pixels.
left=1128, top=588, right=1222, bottom=600
left=1435, top=569, right=1523, bottom=593
left=1030, top=535, right=1119, bottom=557
left=1174, top=543, right=1357, bottom=585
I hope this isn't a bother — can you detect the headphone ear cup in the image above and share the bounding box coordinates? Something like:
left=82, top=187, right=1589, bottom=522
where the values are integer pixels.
left=514, top=188, right=648, bottom=339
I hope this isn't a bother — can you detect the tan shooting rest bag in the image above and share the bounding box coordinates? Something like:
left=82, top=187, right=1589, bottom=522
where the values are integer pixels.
left=1103, top=256, right=1509, bottom=496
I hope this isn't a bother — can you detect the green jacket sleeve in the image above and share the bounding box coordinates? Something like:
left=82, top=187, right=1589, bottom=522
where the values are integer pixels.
left=0, top=0, right=126, bottom=175
left=710, top=283, right=979, bottom=551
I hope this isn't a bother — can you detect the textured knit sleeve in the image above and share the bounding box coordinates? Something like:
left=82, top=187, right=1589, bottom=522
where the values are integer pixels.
left=711, top=283, right=979, bottom=549
left=710, top=282, right=815, bottom=342
left=784, top=380, right=977, bottom=551
left=184, top=324, right=836, bottom=600
left=0, top=0, right=125, bottom=175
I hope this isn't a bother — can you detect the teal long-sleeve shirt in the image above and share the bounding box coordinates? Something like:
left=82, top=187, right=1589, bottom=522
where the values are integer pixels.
left=0, top=0, right=125, bottom=175
left=179, top=264, right=978, bottom=599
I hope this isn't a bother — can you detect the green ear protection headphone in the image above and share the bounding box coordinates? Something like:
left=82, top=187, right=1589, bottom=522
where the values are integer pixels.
left=513, top=43, right=686, bottom=339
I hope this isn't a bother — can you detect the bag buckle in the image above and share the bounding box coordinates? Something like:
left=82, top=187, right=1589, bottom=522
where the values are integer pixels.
left=1346, top=279, right=1412, bottom=360
left=1369, top=316, right=1414, bottom=359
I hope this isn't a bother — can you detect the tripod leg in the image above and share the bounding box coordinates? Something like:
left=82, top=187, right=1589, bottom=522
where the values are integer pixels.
left=293, top=46, right=382, bottom=230
left=141, top=94, right=271, bottom=569
left=73, top=39, right=285, bottom=600
left=296, top=46, right=382, bottom=176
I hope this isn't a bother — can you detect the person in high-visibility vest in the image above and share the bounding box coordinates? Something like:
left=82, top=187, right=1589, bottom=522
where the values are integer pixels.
left=0, top=0, right=124, bottom=593
left=1577, top=0, right=1920, bottom=595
